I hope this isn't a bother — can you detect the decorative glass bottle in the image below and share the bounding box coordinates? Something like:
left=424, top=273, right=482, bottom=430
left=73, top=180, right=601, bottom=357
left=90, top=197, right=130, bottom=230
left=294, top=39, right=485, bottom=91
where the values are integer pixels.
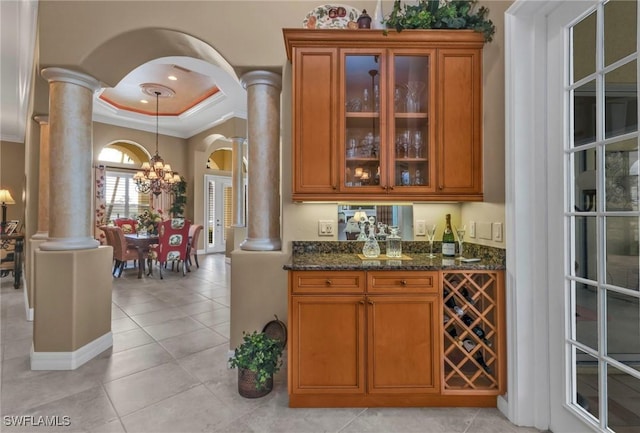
left=362, top=225, right=380, bottom=258
left=386, top=226, right=402, bottom=258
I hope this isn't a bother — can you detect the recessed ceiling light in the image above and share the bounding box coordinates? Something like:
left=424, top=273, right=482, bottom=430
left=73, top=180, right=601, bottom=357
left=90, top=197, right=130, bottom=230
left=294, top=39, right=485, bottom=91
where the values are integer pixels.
left=140, top=99, right=149, bottom=104
left=168, top=75, right=178, bottom=81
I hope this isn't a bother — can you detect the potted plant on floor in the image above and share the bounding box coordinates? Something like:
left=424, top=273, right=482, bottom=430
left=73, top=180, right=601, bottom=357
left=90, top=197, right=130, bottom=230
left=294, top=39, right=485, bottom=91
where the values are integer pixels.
left=229, top=331, right=283, bottom=398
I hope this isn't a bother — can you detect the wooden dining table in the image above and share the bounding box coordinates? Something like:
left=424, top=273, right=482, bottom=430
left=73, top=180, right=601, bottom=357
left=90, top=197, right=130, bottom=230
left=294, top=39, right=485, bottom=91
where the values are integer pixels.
left=124, top=233, right=159, bottom=278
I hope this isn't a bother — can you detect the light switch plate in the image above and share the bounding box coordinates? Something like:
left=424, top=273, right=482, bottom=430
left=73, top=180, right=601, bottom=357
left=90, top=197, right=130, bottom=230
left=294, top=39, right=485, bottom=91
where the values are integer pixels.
left=493, top=222, right=503, bottom=242
left=318, top=220, right=334, bottom=236
left=415, top=220, right=426, bottom=236
left=469, top=221, right=476, bottom=238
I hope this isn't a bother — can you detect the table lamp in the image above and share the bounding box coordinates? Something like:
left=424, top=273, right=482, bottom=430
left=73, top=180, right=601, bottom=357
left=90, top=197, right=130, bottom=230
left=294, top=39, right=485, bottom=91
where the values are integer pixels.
left=0, top=189, right=16, bottom=235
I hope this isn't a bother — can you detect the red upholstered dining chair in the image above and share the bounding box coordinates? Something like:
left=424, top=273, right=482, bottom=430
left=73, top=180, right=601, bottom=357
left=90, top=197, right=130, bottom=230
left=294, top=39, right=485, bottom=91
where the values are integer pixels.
left=99, top=225, right=116, bottom=263
left=111, top=226, right=139, bottom=277
left=147, top=218, right=191, bottom=279
left=187, top=224, right=203, bottom=270
left=113, top=218, right=138, bottom=235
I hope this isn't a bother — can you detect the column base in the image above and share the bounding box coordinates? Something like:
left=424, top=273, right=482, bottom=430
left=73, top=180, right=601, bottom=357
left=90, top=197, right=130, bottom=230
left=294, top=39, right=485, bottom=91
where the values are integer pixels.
left=40, top=236, right=99, bottom=251
left=31, top=332, right=112, bottom=370
left=33, top=246, right=113, bottom=369
left=239, top=237, right=281, bottom=251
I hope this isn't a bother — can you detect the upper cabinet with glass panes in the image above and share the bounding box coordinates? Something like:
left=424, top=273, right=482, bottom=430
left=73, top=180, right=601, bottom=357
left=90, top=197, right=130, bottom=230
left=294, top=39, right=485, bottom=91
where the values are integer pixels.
left=284, top=29, right=485, bottom=202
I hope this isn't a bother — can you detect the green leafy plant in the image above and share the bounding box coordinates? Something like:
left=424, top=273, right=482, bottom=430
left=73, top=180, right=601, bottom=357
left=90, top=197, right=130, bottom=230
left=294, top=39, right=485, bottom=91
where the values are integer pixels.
left=383, top=0, right=496, bottom=42
left=229, top=331, right=283, bottom=390
left=168, top=176, right=187, bottom=218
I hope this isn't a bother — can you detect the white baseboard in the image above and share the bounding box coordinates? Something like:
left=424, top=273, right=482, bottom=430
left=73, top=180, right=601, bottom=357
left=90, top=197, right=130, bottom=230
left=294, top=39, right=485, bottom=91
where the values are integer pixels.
left=30, top=332, right=113, bottom=370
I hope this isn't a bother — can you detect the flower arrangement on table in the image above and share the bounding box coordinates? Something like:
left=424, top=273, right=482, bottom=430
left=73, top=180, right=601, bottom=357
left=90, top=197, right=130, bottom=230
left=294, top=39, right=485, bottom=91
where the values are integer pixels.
left=136, top=208, right=164, bottom=235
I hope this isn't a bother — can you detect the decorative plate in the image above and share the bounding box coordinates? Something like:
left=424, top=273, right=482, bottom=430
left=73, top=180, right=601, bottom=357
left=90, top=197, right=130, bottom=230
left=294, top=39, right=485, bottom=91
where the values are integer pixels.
left=302, top=4, right=361, bottom=29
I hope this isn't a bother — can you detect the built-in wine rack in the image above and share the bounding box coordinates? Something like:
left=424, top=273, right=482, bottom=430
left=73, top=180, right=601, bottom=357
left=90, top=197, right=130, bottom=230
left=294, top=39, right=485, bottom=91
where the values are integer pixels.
left=442, top=271, right=505, bottom=394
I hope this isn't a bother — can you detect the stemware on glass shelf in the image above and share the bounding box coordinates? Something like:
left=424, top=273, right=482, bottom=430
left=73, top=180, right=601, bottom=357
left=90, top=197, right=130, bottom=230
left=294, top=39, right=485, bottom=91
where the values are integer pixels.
left=405, top=81, right=426, bottom=113
left=455, top=225, right=466, bottom=259
left=426, top=224, right=437, bottom=258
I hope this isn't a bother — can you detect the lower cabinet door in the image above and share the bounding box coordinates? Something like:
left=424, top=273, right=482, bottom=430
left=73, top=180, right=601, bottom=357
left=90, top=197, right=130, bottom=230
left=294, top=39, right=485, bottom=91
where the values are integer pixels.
left=367, top=295, right=440, bottom=393
left=290, top=295, right=366, bottom=394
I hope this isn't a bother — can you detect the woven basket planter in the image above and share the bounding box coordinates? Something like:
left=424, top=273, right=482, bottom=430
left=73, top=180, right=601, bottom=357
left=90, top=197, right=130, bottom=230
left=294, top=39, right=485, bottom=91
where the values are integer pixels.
left=238, top=368, right=273, bottom=398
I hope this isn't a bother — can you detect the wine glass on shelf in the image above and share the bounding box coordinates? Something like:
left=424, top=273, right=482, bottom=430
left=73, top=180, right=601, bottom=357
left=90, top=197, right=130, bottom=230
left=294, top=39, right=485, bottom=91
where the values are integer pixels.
left=426, top=224, right=437, bottom=258
left=455, top=225, right=466, bottom=260
left=405, top=81, right=426, bottom=112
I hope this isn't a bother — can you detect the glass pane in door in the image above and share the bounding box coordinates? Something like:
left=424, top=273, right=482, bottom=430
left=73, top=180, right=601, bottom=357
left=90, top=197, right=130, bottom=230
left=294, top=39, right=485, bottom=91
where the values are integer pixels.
left=576, top=348, right=600, bottom=421
left=603, top=0, right=637, bottom=68
left=344, top=54, right=382, bottom=189
left=605, top=216, right=639, bottom=291
left=393, top=55, right=430, bottom=188
left=606, top=291, right=640, bottom=362
left=607, top=363, right=640, bottom=431
left=605, top=61, right=638, bottom=138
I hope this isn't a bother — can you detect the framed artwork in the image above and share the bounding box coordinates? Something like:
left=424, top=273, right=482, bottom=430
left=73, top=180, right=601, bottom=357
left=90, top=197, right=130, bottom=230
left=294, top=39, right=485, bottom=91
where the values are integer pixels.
left=5, top=220, right=19, bottom=235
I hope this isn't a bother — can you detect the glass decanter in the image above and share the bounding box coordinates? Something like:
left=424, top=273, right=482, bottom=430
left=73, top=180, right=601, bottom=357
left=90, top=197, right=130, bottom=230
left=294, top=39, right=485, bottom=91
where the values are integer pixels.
left=386, top=226, right=402, bottom=258
left=362, top=225, right=380, bottom=258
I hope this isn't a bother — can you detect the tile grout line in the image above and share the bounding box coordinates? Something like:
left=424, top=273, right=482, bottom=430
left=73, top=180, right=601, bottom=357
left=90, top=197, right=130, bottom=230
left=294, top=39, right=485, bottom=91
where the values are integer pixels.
left=336, top=407, right=369, bottom=432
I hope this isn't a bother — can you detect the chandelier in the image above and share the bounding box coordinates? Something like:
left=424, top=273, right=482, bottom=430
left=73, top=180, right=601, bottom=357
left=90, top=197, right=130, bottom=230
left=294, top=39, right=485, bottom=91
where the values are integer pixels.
left=134, top=86, right=181, bottom=196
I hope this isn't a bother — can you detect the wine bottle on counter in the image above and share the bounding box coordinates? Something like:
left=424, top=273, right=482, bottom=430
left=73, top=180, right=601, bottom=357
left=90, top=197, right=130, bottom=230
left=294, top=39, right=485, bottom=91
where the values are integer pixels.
left=461, top=314, right=492, bottom=347
left=442, top=214, right=456, bottom=257
left=443, top=289, right=464, bottom=316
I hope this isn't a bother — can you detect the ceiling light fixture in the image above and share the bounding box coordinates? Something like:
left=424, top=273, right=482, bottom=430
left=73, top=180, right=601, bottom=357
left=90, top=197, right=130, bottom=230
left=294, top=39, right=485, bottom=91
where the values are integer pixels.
left=168, top=75, right=177, bottom=81
left=134, top=85, right=181, bottom=196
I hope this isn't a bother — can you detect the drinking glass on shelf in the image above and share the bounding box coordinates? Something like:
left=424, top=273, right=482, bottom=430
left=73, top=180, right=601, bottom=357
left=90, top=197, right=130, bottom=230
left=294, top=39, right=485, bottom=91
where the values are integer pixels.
left=455, top=225, right=466, bottom=259
left=426, top=224, right=437, bottom=258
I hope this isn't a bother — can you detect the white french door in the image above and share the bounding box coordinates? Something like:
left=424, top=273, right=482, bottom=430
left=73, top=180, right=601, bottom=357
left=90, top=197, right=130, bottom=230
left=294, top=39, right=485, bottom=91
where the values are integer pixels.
left=548, top=1, right=640, bottom=432
left=204, top=175, right=232, bottom=253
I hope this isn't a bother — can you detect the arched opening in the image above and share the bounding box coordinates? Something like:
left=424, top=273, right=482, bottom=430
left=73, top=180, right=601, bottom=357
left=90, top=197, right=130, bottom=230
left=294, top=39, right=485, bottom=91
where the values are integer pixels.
left=97, top=141, right=154, bottom=223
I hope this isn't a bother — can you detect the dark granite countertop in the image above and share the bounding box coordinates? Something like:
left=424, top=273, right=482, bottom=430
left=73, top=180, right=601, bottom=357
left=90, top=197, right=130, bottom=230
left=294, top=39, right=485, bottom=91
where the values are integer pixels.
left=284, top=241, right=506, bottom=271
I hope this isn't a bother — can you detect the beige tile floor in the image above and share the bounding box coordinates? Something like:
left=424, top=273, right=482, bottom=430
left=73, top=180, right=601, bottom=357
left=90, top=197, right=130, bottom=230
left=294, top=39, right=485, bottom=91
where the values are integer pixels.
left=1, top=253, right=546, bottom=433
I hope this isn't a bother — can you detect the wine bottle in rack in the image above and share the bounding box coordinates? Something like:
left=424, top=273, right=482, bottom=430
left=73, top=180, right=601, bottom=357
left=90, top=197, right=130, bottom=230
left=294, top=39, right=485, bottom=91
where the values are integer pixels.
left=461, top=339, right=492, bottom=374
left=443, top=289, right=464, bottom=316
left=461, top=314, right=492, bottom=346
left=475, top=353, right=492, bottom=374
left=442, top=214, right=456, bottom=257
left=447, top=325, right=460, bottom=341
left=460, top=287, right=475, bottom=304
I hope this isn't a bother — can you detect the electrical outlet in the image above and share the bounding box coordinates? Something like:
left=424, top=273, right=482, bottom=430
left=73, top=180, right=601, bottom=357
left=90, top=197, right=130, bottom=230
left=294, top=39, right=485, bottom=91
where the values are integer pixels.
left=415, top=220, right=426, bottom=236
left=318, top=220, right=334, bottom=236
left=469, top=221, right=476, bottom=238
left=493, top=222, right=503, bottom=242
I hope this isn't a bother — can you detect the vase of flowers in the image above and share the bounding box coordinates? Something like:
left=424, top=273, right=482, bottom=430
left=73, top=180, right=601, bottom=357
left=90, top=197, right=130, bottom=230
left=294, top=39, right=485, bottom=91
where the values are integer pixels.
left=136, top=208, right=163, bottom=235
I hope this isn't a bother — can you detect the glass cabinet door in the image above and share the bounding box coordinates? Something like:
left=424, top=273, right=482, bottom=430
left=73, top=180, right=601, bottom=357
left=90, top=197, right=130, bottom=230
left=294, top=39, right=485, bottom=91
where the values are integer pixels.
left=343, top=52, right=385, bottom=191
left=341, top=50, right=433, bottom=193
left=391, top=53, right=433, bottom=190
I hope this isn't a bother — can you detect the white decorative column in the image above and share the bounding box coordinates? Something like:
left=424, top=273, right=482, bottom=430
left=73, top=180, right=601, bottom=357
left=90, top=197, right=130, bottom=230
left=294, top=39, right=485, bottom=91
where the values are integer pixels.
left=239, top=71, right=282, bottom=251
left=40, top=67, right=100, bottom=251
left=231, top=136, right=246, bottom=227
left=32, top=116, right=50, bottom=239
left=32, top=68, right=112, bottom=370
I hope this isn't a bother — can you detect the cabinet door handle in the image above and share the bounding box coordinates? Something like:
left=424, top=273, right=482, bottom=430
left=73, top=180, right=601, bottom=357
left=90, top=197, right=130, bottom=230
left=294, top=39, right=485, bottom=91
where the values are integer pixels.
left=359, top=300, right=365, bottom=305
left=325, top=279, right=332, bottom=286
left=400, top=279, right=407, bottom=286
left=367, top=299, right=374, bottom=305
left=389, top=186, right=394, bottom=191
left=332, top=184, right=337, bottom=190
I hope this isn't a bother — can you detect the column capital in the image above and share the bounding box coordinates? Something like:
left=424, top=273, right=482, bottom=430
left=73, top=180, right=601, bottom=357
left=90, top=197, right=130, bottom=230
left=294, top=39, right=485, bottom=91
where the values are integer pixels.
left=33, top=115, right=49, bottom=125
left=41, top=67, right=101, bottom=92
left=240, top=71, right=282, bottom=92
